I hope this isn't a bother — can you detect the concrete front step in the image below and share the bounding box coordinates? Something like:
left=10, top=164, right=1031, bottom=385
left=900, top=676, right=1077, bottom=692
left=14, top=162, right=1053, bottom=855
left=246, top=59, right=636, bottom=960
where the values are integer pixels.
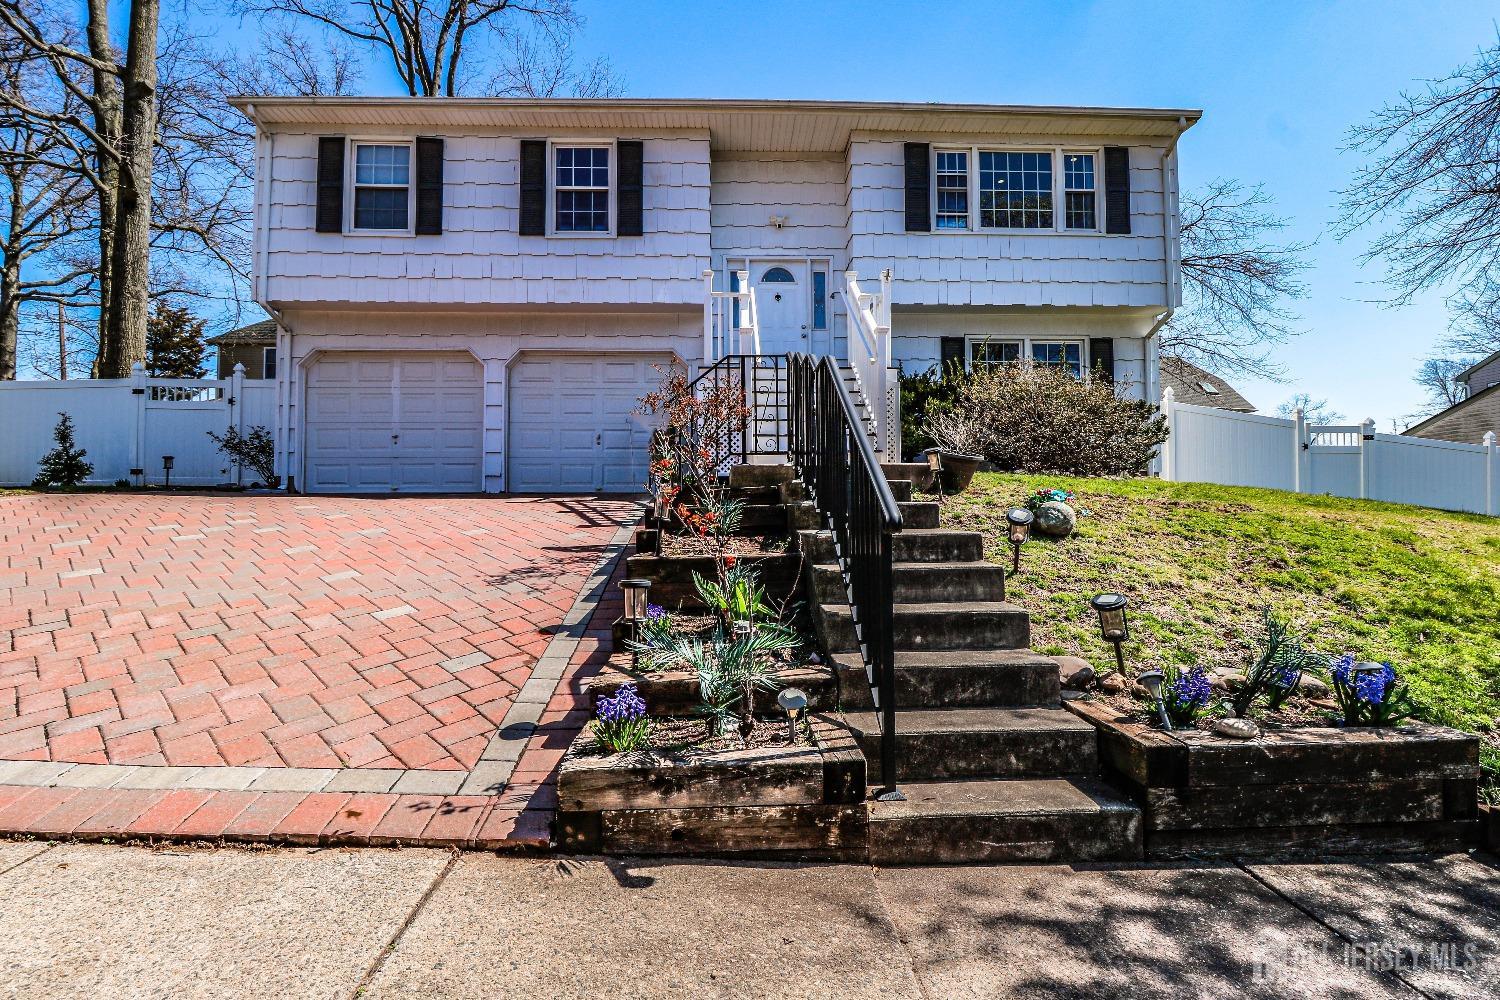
left=799, top=529, right=983, bottom=564
left=831, top=649, right=1060, bottom=709
left=867, top=778, right=1143, bottom=863
left=728, top=464, right=794, bottom=489
left=896, top=501, right=939, bottom=529
left=885, top=479, right=913, bottom=503
left=813, top=561, right=1005, bottom=604
left=881, top=462, right=935, bottom=492
left=819, top=601, right=1029, bottom=654
left=844, top=707, right=1097, bottom=781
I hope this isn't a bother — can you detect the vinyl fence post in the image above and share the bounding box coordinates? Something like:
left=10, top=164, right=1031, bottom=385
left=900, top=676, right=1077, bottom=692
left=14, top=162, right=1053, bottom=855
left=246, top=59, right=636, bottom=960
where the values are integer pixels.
left=1358, top=417, right=1376, bottom=500
left=1159, top=386, right=1175, bottom=480
left=231, top=363, right=247, bottom=486
left=130, top=362, right=147, bottom=486
left=1292, top=408, right=1306, bottom=493
left=1485, top=431, right=1497, bottom=517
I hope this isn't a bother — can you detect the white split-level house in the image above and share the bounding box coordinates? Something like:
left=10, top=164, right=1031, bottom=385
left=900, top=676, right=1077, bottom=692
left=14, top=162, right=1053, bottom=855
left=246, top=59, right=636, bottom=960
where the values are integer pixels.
left=233, top=97, right=1199, bottom=494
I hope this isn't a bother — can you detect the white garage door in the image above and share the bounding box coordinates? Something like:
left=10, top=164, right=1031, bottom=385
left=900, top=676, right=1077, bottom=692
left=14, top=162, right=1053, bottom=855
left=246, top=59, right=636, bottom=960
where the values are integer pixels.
left=305, top=352, right=483, bottom=493
left=508, top=354, right=667, bottom=493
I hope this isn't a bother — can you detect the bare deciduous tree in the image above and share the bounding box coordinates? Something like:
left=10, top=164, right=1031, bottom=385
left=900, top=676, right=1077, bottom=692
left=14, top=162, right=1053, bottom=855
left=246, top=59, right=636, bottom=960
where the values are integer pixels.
left=1337, top=37, right=1500, bottom=310
left=1412, top=357, right=1469, bottom=413
left=1274, top=393, right=1345, bottom=425
left=238, top=0, right=617, bottom=98
left=1160, top=178, right=1311, bottom=380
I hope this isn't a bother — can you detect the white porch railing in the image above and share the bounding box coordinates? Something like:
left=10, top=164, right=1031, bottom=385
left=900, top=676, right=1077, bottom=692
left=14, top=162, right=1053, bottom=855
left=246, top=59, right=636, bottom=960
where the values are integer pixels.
left=844, top=269, right=896, bottom=457
left=702, top=269, right=759, bottom=362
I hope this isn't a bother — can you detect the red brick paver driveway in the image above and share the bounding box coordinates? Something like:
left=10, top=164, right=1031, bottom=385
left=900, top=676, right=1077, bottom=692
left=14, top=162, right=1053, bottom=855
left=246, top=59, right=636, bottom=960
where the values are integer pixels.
left=0, top=492, right=640, bottom=847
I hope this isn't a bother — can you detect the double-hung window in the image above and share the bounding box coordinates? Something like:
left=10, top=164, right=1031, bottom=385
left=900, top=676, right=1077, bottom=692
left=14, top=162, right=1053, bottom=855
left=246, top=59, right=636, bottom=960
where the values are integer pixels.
left=935, top=151, right=969, bottom=230
left=970, top=340, right=1022, bottom=368
left=1031, top=341, right=1084, bottom=378
left=1063, top=153, right=1097, bottom=230
left=352, top=143, right=411, bottom=231
left=554, top=145, right=610, bottom=233
left=979, top=151, right=1053, bottom=229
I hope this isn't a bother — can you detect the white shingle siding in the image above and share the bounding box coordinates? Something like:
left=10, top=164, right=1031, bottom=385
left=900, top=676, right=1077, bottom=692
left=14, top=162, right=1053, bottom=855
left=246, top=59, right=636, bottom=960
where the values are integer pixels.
left=262, top=131, right=712, bottom=307
left=846, top=138, right=1172, bottom=308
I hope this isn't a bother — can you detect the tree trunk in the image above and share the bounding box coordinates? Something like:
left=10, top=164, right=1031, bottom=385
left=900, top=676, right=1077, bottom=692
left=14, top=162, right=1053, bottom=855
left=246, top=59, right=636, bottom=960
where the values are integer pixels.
left=98, top=0, right=158, bottom=379
left=86, top=0, right=121, bottom=377
left=0, top=263, right=18, bottom=381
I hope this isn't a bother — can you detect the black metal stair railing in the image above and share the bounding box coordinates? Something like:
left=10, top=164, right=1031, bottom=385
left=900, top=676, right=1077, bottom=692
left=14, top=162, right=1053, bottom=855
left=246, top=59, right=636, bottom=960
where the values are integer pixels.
left=687, top=354, right=791, bottom=469
left=787, top=353, right=905, bottom=800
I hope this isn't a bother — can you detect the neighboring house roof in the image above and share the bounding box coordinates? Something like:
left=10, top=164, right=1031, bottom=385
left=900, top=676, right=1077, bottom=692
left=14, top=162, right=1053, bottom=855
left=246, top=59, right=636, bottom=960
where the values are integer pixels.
left=1161, top=357, right=1255, bottom=412
left=1457, top=347, right=1500, bottom=392
left=1403, top=381, right=1500, bottom=445
left=206, top=319, right=275, bottom=347
left=231, top=97, right=1201, bottom=151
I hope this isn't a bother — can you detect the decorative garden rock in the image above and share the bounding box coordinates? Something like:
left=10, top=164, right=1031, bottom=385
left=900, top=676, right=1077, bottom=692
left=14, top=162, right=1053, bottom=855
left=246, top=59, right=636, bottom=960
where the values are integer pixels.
left=1033, top=501, right=1077, bottom=538
left=1213, top=717, right=1261, bottom=740
left=1297, top=673, right=1332, bottom=699
left=1055, top=656, right=1095, bottom=691
left=1098, top=672, right=1128, bottom=694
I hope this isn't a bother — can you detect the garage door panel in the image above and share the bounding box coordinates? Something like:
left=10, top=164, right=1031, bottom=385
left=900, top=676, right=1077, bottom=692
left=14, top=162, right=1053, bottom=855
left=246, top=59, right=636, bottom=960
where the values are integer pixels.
left=306, top=351, right=481, bottom=494
left=508, top=353, right=668, bottom=494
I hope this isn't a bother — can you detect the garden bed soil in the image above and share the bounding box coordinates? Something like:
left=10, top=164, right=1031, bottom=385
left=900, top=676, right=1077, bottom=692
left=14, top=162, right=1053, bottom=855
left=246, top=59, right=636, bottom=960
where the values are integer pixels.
left=587, top=651, right=836, bottom=717
left=1066, top=695, right=1481, bottom=859
left=556, top=712, right=866, bottom=858
left=1092, top=688, right=1334, bottom=731
left=658, top=533, right=791, bottom=557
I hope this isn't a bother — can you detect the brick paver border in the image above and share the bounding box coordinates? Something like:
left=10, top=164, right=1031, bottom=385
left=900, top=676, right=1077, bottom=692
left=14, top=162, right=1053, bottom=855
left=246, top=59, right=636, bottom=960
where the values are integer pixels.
left=0, top=519, right=638, bottom=850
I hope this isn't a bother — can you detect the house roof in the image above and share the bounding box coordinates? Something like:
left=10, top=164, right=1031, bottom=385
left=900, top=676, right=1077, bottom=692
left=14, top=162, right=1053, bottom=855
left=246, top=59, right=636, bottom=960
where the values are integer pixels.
left=206, top=319, right=276, bottom=346
left=1403, top=380, right=1500, bottom=441
left=1161, top=357, right=1255, bottom=412
left=229, top=97, right=1201, bottom=152
left=1458, top=347, right=1500, bottom=385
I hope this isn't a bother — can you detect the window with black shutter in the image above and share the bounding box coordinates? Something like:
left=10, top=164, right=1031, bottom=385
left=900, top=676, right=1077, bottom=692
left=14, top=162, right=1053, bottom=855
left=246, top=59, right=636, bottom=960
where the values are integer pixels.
left=617, top=140, right=643, bottom=237
left=1089, top=337, right=1116, bottom=385
left=315, top=136, right=345, bottom=234
left=1104, top=146, right=1131, bottom=234
left=519, top=139, right=546, bottom=236
left=905, top=142, right=932, bottom=233
left=414, top=136, right=444, bottom=235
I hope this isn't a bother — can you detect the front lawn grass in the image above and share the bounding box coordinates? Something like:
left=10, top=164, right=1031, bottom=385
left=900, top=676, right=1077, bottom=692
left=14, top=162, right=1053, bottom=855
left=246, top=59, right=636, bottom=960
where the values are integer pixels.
left=941, top=473, right=1500, bottom=747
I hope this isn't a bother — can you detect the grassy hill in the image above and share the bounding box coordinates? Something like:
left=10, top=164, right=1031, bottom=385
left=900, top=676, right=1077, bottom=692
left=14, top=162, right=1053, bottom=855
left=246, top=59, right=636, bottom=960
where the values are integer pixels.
left=940, top=473, right=1500, bottom=784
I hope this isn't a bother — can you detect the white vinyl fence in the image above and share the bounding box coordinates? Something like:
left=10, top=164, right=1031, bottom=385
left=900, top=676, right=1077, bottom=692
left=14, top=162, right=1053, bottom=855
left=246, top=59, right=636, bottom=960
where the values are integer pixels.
left=1159, top=387, right=1498, bottom=517
left=0, top=363, right=276, bottom=487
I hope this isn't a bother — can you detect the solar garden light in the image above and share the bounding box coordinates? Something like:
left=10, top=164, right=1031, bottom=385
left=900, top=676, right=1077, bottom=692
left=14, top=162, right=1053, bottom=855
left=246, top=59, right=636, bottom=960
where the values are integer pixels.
left=1005, top=507, right=1034, bottom=573
left=613, top=578, right=652, bottom=648
left=1136, top=668, right=1173, bottom=731
left=1090, top=592, right=1130, bottom=675
left=161, top=454, right=174, bottom=488
left=777, top=687, right=808, bottom=743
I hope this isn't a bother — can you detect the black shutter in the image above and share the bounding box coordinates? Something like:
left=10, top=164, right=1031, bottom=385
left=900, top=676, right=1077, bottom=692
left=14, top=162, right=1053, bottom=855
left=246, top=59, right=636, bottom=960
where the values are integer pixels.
left=1089, top=337, right=1116, bottom=386
left=1104, top=146, right=1131, bottom=235
left=940, top=336, right=965, bottom=373
left=414, top=136, right=444, bottom=235
left=616, top=140, right=643, bottom=237
left=904, top=142, right=931, bottom=233
left=519, top=139, right=546, bottom=236
left=315, top=136, right=344, bottom=234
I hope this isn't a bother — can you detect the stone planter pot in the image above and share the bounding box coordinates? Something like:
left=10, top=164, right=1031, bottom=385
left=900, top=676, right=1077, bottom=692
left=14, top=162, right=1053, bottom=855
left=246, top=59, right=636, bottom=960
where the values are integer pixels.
left=923, top=449, right=983, bottom=494
left=555, top=713, right=866, bottom=858
left=1066, top=697, right=1481, bottom=859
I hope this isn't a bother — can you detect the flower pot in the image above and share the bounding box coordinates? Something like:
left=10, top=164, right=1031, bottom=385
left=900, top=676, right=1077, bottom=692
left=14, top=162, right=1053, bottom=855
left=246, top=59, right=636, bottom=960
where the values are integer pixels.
left=923, top=449, right=983, bottom=494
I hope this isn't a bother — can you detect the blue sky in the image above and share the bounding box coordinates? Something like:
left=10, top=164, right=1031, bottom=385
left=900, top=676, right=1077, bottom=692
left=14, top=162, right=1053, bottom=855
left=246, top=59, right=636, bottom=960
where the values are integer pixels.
left=209, top=0, right=1496, bottom=425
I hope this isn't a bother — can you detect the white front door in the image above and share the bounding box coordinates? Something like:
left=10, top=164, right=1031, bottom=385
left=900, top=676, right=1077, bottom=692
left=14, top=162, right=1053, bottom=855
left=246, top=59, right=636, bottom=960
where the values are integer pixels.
left=305, top=352, right=483, bottom=493
left=751, top=262, right=809, bottom=355
left=507, top=354, right=667, bottom=493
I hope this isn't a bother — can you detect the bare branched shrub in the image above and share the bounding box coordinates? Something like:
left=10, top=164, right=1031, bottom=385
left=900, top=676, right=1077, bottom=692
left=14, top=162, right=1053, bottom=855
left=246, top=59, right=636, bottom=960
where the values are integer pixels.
left=920, top=362, right=1168, bottom=477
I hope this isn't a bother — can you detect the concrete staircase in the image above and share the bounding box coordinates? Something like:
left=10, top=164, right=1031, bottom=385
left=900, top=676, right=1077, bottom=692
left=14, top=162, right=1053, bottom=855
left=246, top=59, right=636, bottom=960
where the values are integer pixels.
left=740, top=362, right=884, bottom=462
left=803, top=465, right=1143, bottom=864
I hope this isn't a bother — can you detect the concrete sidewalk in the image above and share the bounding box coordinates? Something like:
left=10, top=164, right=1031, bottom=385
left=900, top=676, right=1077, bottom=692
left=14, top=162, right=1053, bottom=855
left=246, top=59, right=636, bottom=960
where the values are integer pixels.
left=0, top=842, right=1495, bottom=999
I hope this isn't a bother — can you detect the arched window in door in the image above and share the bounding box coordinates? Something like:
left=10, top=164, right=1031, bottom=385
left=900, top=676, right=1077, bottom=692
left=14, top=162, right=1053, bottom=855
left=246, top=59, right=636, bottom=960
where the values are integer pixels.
left=760, top=266, right=796, bottom=283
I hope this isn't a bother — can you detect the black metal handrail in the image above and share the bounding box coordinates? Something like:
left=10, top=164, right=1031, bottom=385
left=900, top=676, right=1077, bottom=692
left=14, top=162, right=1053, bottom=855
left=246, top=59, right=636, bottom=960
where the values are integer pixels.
left=687, top=354, right=790, bottom=470
left=787, top=353, right=905, bottom=800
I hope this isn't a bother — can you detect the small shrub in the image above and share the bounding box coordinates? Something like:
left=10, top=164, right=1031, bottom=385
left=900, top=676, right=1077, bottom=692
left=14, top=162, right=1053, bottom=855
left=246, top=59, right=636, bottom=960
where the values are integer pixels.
left=34, top=412, right=93, bottom=489
left=917, top=361, right=1168, bottom=476
left=207, top=425, right=276, bottom=485
left=899, top=361, right=969, bottom=458
left=591, top=683, right=651, bottom=754
left=1230, top=608, right=1321, bottom=717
